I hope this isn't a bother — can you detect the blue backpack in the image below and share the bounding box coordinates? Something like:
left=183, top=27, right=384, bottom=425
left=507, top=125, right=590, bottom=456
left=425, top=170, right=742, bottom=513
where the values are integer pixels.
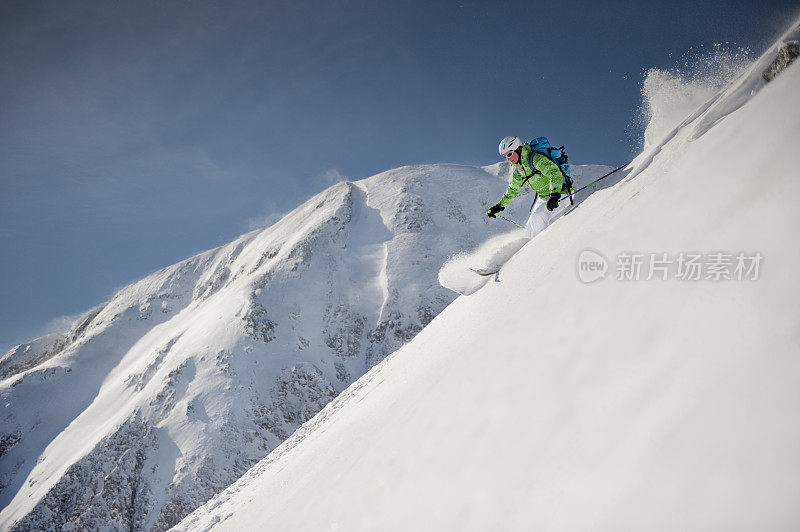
left=527, top=137, right=573, bottom=198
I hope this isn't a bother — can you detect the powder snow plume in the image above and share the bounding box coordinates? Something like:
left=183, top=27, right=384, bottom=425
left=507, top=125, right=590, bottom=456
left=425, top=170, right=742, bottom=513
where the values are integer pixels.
left=635, top=45, right=753, bottom=150
left=438, top=231, right=528, bottom=296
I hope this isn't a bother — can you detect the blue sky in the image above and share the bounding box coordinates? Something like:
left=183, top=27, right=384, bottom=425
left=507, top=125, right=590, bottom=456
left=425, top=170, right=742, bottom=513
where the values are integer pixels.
left=1, top=0, right=798, bottom=353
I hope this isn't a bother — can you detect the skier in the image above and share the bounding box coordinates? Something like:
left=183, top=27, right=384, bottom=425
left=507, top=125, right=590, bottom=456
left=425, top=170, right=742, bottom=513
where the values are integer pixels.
left=487, top=135, right=572, bottom=238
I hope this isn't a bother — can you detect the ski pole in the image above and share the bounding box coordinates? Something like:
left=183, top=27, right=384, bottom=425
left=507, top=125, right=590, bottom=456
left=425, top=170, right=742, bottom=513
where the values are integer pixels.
left=497, top=214, right=524, bottom=229
left=567, top=162, right=630, bottom=197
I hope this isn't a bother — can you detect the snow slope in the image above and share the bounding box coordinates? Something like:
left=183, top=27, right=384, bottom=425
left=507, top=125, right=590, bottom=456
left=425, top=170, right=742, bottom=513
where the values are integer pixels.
left=174, top=20, right=800, bottom=532
left=0, top=157, right=612, bottom=530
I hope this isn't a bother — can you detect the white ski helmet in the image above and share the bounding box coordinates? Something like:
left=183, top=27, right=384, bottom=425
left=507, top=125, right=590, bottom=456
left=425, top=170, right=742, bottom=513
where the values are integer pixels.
left=498, top=135, right=523, bottom=156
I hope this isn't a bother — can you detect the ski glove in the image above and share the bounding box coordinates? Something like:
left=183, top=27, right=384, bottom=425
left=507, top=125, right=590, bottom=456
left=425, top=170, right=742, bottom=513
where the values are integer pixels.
left=487, top=204, right=505, bottom=218
left=546, top=193, right=561, bottom=211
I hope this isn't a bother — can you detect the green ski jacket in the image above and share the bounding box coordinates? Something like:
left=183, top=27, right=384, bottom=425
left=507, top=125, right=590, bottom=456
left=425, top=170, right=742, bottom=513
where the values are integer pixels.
left=498, top=144, right=568, bottom=207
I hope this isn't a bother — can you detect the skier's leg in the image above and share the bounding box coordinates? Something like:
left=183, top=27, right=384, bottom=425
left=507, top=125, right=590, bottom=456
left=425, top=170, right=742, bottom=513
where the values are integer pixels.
left=526, top=196, right=570, bottom=238
left=525, top=199, right=550, bottom=238
left=524, top=209, right=536, bottom=238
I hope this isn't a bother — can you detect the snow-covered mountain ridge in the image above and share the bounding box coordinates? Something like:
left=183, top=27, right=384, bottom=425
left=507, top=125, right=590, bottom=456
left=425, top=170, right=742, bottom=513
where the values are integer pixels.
left=172, top=19, right=800, bottom=532
left=0, top=162, right=612, bottom=530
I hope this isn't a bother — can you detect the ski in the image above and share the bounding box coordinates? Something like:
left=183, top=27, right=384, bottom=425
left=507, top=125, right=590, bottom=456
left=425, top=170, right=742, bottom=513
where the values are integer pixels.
left=469, top=267, right=500, bottom=276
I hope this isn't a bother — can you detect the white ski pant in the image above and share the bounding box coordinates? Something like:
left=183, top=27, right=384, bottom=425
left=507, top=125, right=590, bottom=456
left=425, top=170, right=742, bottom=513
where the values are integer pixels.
left=524, top=195, right=571, bottom=239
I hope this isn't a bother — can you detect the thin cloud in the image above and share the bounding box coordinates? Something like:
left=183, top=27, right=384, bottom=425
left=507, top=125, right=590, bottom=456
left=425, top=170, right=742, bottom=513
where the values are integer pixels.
left=246, top=211, right=285, bottom=231
left=42, top=312, right=84, bottom=337
left=321, top=168, right=349, bottom=185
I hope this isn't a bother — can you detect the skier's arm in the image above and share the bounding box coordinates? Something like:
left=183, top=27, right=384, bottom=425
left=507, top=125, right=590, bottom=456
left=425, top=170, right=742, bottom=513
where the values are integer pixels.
left=531, top=153, right=564, bottom=195
left=498, top=173, right=523, bottom=207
